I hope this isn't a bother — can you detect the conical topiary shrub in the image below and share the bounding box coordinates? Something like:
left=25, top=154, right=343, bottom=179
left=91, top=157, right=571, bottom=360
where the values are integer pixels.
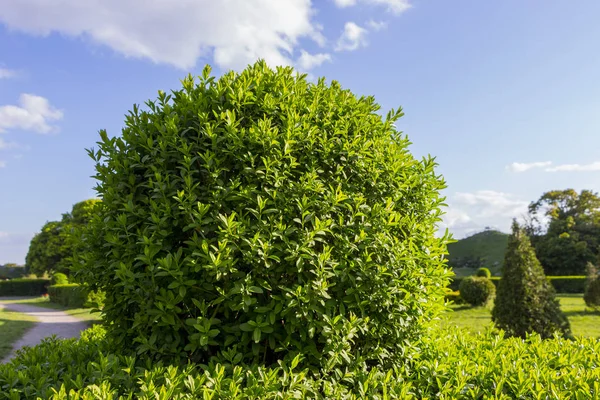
left=584, top=262, right=600, bottom=310
left=492, top=220, right=571, bottom=338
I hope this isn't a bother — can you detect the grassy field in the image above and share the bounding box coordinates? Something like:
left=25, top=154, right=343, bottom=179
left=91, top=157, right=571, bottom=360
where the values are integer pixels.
left=440, top=294, right=600, bottom=338
left=0, top=307, right=36, bottom=360
left=0, top=297, right=102, bottom=323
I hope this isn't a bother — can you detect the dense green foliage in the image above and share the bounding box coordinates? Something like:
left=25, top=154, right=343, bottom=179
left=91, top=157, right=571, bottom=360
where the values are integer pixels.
left=447, top=229, right=508, bottom=273
left=492, top=221, right=571, bottom=338
left=0, top=263, right=27, bottom=279
left=0, top=278, right=49, bottom=296
left=526, top=189, right=600, bottom=275
left=26, top=199, right=100, bottom=276
left=584, top=263, right=600, bottom=310
left=77, top=61, right=450, bottom=369
left=51, top=272, right=69, bottom=285
left=48, top=284, right=89, bottom=308
left=1, top=326, right=599, bottom=399
left=459, top=276, right=495, bottom=306
left=476, top=267, right=491, bottom=278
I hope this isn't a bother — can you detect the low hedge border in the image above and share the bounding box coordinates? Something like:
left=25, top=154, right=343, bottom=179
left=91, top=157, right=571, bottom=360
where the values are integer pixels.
left=0, top=278, right=50, bottom=296
left=48, top=284, right=105, bottom=308
left=449, top=276, right=586, bottom=293
left=48, top=284, right=89, bottom=308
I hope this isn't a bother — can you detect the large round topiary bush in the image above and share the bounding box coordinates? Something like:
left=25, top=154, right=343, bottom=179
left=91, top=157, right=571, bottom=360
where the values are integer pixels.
left=459, top=276, right=496, bottom=306
left=78, top=61, right=450, bottom=369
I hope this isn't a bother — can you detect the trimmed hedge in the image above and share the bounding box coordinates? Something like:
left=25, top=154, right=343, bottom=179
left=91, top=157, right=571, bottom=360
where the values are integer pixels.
left=48, top=284, right=105, bottom=308
left=449, top=276, right=585, bottom=293
left=0, top=278, right=50, bottom=296
left=1, top=326, right=600, bottom=399
left=48, top=284, right=89, bottom=308
left=548, top=276, right=587, bottom=293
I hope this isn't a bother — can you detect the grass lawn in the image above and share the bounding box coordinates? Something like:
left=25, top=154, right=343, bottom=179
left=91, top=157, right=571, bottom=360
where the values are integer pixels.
left=0, top=307, right=36, bottom=360
left=440, top=294, right=600, bottom=338
left=0, top=297, right=102, bottom=323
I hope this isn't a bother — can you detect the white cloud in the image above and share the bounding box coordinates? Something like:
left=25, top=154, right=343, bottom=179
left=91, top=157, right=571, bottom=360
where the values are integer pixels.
left=506, top=161, right=552, bottom=172
left=297, top=50, right=331, bottom=70
left=367, top=20, right=388, bottom=31
left=335, top=22, right=368, bottom=52
left=333, top=0, right=357, bottom=6
left=440, top=190, right=529, bottom=239
left=545, top=162, right=600, bottom=172
left=507, top=160, right=600, bottom=173
left=0, top=68, right=17, bottom=79
left=0, top=94, right=63, bottom=134
left=0, top=160, right=5, bottom=168
left=333, top=0, right=411, bottom=14
left=0, top=0, right=328, bottom=71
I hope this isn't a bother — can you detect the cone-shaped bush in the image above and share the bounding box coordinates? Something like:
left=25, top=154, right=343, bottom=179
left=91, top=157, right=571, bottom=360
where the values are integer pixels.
left=492, top=220, right=571, bottom=338
left=584, top=262, right=600, bottom=309
left=77, top=61, right=450, bottom=369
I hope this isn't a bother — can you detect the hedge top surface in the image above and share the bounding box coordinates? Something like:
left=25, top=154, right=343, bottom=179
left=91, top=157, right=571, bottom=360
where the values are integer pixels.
left=79, top=61, right=450, bottom=369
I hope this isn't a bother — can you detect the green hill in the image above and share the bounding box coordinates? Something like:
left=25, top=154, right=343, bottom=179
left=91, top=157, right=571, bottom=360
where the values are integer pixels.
left=447, top=229, right=509, bottom=277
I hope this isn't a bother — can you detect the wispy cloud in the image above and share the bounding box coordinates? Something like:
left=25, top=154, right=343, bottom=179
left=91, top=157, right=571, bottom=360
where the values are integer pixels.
left=0, top=67, right=18, bottom=79
left=332, top=0, right=411, bottom=15
left=0, top=138, right=18, bottom=150
left=440, top=190, right=528, bottom=238
left=507, top=160, right=600, bottom=173
left=545, top=162, right=600, bottom=172
left=506, top=161, right=552, bottom=172
left=335, top=22, right=369, bottom=52
left=0, top=94, right=63, bottom=134
left=367, top=19, right=388, bottom=31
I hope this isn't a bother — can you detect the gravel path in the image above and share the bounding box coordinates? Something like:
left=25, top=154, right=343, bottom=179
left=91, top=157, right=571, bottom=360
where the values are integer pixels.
left=0, top=300, right=90, bottom=363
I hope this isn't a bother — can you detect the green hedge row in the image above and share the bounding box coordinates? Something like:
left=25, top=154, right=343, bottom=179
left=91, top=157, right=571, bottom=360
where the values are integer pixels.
left=449, top=276, right=586, bottom=293
left=0, top=278, right=50, bottom=296
left=48, top=284, right=89, bottom=308
left=48, top=284, right=105, bottom=308
left=0, top=325, right=599, bottom=399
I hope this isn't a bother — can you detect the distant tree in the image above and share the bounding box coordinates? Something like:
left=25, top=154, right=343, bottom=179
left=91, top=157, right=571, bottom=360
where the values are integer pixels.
left=26, top=199, right=100, bottom=276
left=0, top=263, right=27, bottom=279
left=525, top=189, right=600, bottom=275
left=492, top=220, right=571, bottom=339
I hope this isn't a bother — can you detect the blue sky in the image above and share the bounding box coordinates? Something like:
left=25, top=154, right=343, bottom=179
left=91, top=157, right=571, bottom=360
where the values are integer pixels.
left=1, top=0, right=600, bottom=264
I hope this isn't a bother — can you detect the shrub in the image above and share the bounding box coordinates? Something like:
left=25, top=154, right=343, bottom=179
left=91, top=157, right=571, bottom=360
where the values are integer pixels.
left=48, top=284, right=89, bottom=307
left=0, top=278, right=49, bottom=296
left=458, top=276, right=495, bottom=306
left=51, top=272, right=69, bottom=285
left=85, top=289, right=105, bottom=309
left=77, top=61, right=450, bottom=369
left=584, top=263, right=600, bottom=309
left=444, top=289, right=464, bottom=305
left=1, top=326, right=600, bottom=399
left=475, top=267, right=491, bottom=278
left=492, top=221, right=571, bottom=339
